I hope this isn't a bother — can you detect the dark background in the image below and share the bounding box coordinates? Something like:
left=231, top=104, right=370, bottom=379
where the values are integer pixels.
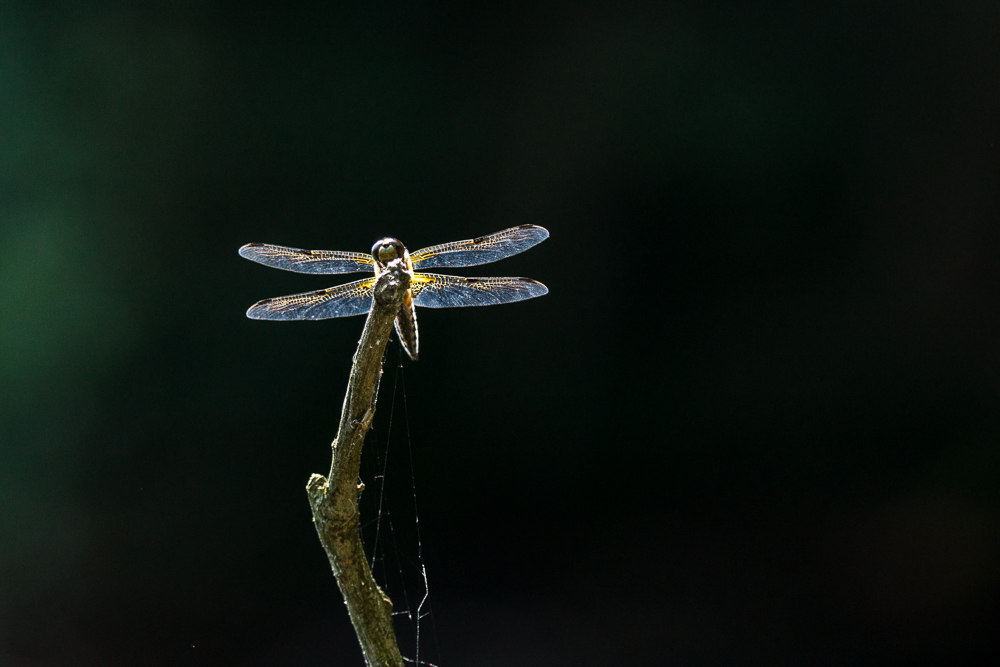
left=2, top=2, right=999, bottom=665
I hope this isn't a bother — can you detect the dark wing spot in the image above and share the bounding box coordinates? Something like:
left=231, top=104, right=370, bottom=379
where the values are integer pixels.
left=516, top=224, right=534, bottom=229
left=256, top=298, right=273, bottom=305
left=300, top=249, right=313, bottom=256
left=311, top=289, right=329, bottom=296
left=472, top=236, right=486, bottom=244
left=246, top=242, right=263, bottom=248
left=465, top=277, right=481, bottom=283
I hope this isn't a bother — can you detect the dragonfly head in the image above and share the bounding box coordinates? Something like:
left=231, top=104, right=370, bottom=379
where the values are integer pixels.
left=371, top=237, right=408, bottom=269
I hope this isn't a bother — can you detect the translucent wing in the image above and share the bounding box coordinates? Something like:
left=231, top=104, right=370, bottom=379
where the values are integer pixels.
left=239, top=243, right=374, bottom=274
left=411, top=273, right=548, bottom=308
left=246, top=277, right=376, bottom=320
left=409, top=225, right=549, bottom=269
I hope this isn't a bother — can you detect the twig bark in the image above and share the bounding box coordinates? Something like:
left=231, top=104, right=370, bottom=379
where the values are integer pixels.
left=306, top=258, right=410, bottom=667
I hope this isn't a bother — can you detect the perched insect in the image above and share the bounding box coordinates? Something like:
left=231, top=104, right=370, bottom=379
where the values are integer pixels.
left=239, top=225, right=549, bottom=360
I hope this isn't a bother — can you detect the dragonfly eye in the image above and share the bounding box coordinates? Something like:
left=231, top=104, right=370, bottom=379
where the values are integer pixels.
left=372, top=238, right=402, bottom=265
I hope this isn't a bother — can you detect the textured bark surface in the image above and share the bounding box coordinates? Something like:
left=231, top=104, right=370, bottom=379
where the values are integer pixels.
left=306, top=258, right=411, bottom=667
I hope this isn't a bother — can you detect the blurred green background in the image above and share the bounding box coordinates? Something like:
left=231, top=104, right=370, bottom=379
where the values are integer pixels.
left=2, top=1, right=999, bottom=665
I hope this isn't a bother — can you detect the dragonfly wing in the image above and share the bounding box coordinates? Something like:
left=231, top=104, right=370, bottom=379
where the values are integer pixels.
left=409, top=225, right=549, bottom=269
left=239, top=243, right=374, bottom=274
left=411, top=273, right=548, bottom=308
left=246, top=277, right=376, bottom=320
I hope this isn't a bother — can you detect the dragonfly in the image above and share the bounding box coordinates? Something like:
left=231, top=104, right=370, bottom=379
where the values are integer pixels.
left=239, top=225, right=549, bottom=360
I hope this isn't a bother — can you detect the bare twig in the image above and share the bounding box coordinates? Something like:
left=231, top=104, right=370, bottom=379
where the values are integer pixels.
left=306, top=258, right=411, bottom=667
